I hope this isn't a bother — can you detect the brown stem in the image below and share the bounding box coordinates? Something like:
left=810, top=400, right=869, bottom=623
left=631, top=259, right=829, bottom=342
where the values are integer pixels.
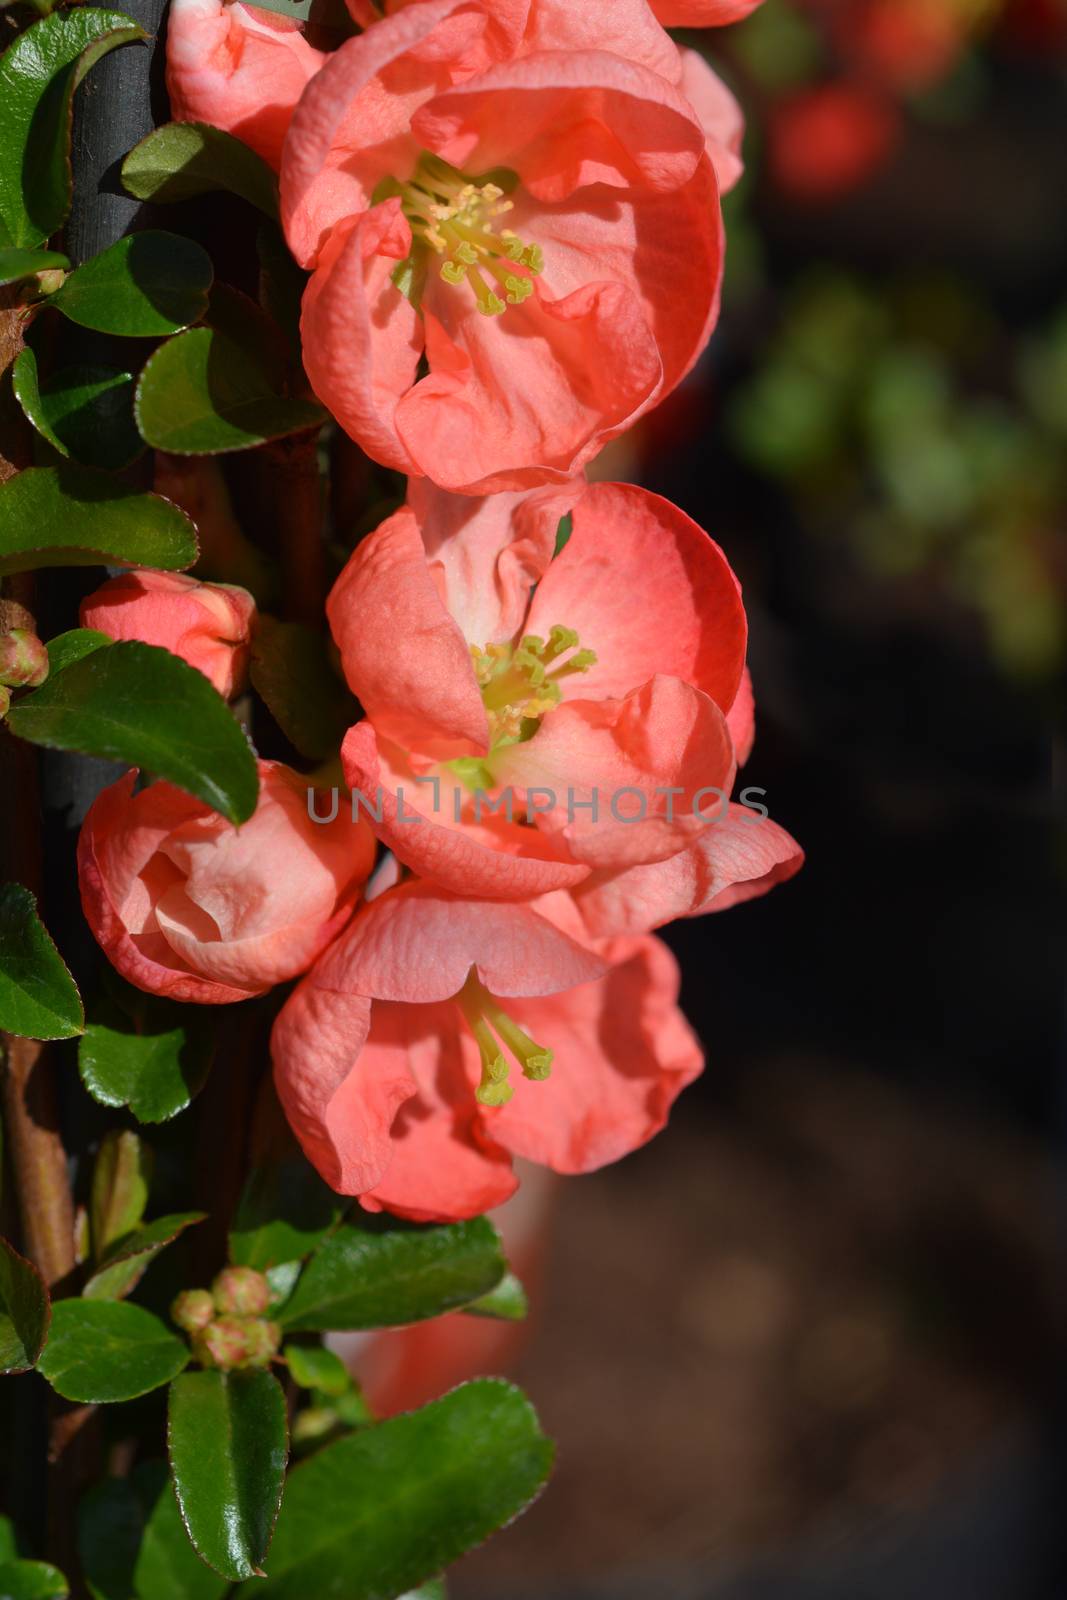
left=263, top=430, right=327, bottom=626
left=0, top=1037, right=76, bottom=1290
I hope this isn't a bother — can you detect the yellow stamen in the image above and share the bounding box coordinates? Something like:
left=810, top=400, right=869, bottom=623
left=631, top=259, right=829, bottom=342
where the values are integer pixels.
left=467, top=625, right=594, bottom=750
left=458, top=974, right=554, bottom=1106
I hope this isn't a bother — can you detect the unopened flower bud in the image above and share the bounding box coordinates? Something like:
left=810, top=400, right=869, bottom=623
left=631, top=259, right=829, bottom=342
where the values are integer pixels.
left=80, top=570, right=255, bottom=699
left=212, top=1265, right=272, bottom=1317
left=0, top=685, right=9, bottom=718
left=0, top=629, right=49, bottom=689
left=193, top=1314, right=255, bottom=1371
left=171, top=1288, right=216, bottom=1334
left=242, top=1318, right=282, bottom=1369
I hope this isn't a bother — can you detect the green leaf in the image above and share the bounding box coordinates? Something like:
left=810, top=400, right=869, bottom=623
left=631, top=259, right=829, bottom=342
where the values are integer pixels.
left=37, top=1299, right=188, bottom=1403
left=0, top=1560, right=68, bottom=1599
left=12, top=351, right=142, bottom=472
left=0, top=1520, right=15, bottom=1563
left=553, top=511, right=574, bottom=558
left=90, top=1130, right=152, bottom=1260
left=463, top=1270, right=528, bottom=1323
left=250, top=618, right=357, bottom=760
left=229, top=1156, right=342, bottom=1274
left=0, top=465, right=197, bottom=578
left=278, top=1215, right=505, bottom=1333
left=135, top=328, right=325, bottom=454
left=168, top=1369, right=288, bottom=1582
left=0, top=1236, right=50, bottom=1373
left=0, top=10, right=145, bottom=249
left=0, top=884, right=83, bottom=1041
left=83, top=1213, right=205, bottom=1302
left=122, top=123, right=279, bottom=218
left=0, top=248, right=68, bottom=288
left=79, top=1461, right=229, bottom=1600
left=399, top=1583, right=446, bottom=1600
left=237, top=1381, right=553, bottom=1599
left=283, top=1344, right=349, bottom=1398
left=79, top=987, right=217, bottom=1123
left=49, top=232, right=212, bottom=338
left=46, top=630, right=111, bottom=676
left=7, top=641, right=259, bottom=825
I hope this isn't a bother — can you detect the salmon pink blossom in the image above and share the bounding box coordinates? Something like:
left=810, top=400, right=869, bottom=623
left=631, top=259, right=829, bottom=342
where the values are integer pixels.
left=648, top=0, right=764, bottom=24
left=79, top=763, right=374, bottom=1004
left=80, top=570, right=256, bottom=701
left=282, top=0, right=724, bottom=492
left=271, top=880, right=702, bottom=1219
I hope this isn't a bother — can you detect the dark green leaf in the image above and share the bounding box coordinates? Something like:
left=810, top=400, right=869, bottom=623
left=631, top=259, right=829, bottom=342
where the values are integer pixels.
left=135, top=328, right=325, bottom=454
left=553, top=512, right=574, bottom=558
left=463, top=1270, right=528, bottom=1323
left=250, top=618, right=357, bottom=760
left=283, top=1344, right=349, bottom=1397
left=122, top=123, right=278, bottom=218
left=0, top=249, right=68, bottom=288
left=79, top=988, right=216, bottom=1123
left=0, top=1520, right=15, bottom=1563
left=0, top=1236, right=50, bottom=1373
left=37, top=1299, right=188, bottom=1403
left=399, top=1583, right=446, bottom=1600
left=0, top=9, right=145, bottom=250
left=256, top=224, right=308, bottom=367
left=7, top=641, right=259, bottom=825
left=12, top=352, right=142, bottom=471
left=46, top=630, right=111, bottom=676
left=278, top=1215, right=505, bottom=1333
left=205, top=285, right=289, bottom=393
left=79, top=1461, right=229, bottom=1600
left=0, top=1560, right=68, bottom=1598
left=226, top=0, right=352, bottom=26
left=83, top=1213, right=205, bottom=1302
left=50, top=233, right=212, bottom=338
left=237, top=1381, right=553, bottom=1599
left=0, top=883, right=83, bottom=1041
left=90, top=1130, right=151, bottom=1260
left=229, top=1156, right=342, bottom=1274
left=0, top=465, right=197, bottom=577
left=168, top=1369, right=288, bottom=1581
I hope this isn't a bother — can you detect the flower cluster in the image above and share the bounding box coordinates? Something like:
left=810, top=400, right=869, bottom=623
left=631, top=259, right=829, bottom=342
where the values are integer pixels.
left=78, top=0, right=802, bottom=1224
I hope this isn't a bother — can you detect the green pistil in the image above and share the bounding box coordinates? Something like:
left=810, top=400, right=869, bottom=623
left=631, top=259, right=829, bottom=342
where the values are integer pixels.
left=467, top=626, right=597, bottom=750
left=458, top=973, right=554, bottom=1107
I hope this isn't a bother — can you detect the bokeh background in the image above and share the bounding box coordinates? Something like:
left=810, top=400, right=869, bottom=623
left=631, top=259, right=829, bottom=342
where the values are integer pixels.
left=370, top=2, right=1067, bottom=1594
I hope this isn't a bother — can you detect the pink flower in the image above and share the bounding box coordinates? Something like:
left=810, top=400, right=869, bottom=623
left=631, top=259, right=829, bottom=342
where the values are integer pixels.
left=78, top=763, right=374, bottom=1004
left=80, top=570, right=256, bottom=701
left=282, top=1, right=724, bottom=493
left=166, top=0, right=326, bottom=169
left=329, top=479, right=756, bottom=900
left=648, top=0, right=764, bottom=24
left=271, top=880, right=703, bottom=1219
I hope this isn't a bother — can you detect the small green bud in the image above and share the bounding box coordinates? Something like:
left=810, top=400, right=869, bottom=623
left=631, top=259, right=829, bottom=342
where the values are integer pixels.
left=242, top=1318, right=282, bottom=1369
left=0, top=685, right=9, bottom=718
left=212, top=1265, right=271, bottom=1317
left=0, top=629, right=49, bottom=689
left=171, top=1288, right=216, bottom=1334
left=193, top=1314, right=254, bottom=1371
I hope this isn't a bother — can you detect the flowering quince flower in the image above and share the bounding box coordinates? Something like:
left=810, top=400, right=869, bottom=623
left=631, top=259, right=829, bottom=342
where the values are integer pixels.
left=280, top=0, right=725, bottom=493
left=330, top=477, right=771, bottom=901
left=647, top=0, right=764, bottom=25
left=166, top=0, right=327, bottom=168
left=78, top=762, right=374, bottom=1004
left=271, top=879, right=703, bottom=1219
left=80, top=570, right=256, bottom=701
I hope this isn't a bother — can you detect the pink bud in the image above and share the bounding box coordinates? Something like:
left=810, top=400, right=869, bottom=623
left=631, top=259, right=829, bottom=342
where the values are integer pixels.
left=80, top=569, right=255, bottom=699
left=0, top=629, right=49, bottom=689
left=212, top=1265, right=272, bottom=1317
left=193, top=1315, right=255, bottom=1371
left=242, top=1318, right=282, bottom=1368
left=171, top=1288, right=216, bottom=1334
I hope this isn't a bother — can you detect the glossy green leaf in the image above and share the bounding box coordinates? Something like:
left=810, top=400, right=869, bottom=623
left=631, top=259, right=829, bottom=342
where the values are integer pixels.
left=12, top=351, right=142, bottom=471
left=0, top=465, right=197, bottom=578
left=122, top=122, right=278, bottom=218
left=283, top=1343, right=349, bottom=1398
left=279, top=1215, right=505, bottom=1333
left=0, top=1560, right=68, bottom=1599
left=50, top=232, right=212, bottom=338
left=89, top=1130, right=151, bottom=1260
left=79, top=1461, right=230, bottom=1600
left=135, top=328, right=325, bottom=454
left=37, top=1299, right=188, bottom=1403
left=83, top=1213, right=205, bottom=1302
left=0, top=9, right=145, bottom=250
left=46, top=630, right=111, bottom=676
left=237, top=1381, right=553, bottom=1599
left=0, top=249, right=68, bottom=288
left=463, top=1270, right=528, bottom=1323
left=168, top=1369, right=288, bottom=1582
left=7, top=641, right=259, bottom=825
left=0, top=884, right=83, bottom=1041
left=79, top=987, right=217, bottom=1123
left=0, top=1236, right=50, bottom=1373
left=250, top=617, right=357, bottom=760
left=229, top=1156, right=342, bottom=1274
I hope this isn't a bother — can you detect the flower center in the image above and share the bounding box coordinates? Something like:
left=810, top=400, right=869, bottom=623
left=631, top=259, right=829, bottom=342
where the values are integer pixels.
left=379, top=153, right=544, bottom=318
left=457, top=972, right=554, bottom=1108
left=470, top=626, right=597, bottom=748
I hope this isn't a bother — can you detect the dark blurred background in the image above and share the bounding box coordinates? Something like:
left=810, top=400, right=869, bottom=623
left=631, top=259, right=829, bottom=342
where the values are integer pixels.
left=439, top=1, right=1067, bottom=1594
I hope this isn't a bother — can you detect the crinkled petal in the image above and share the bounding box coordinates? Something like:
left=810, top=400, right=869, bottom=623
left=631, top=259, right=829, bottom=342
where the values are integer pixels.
left=526, top=482, right=746, bottom=712
left=341, top=722, right=592, bottom=900
left=166, top=0, right=326, bottom=170
left=574, top=803, right=804, bottom=937
left=524, top=0, right=681, bottom=82
left=727, top=665, right=755, bottom=765
left=678, top=47, right=744, bottom=193
left=488, top=935, right=703, bottom=1173
left=327, top=506, right=489, bottom=757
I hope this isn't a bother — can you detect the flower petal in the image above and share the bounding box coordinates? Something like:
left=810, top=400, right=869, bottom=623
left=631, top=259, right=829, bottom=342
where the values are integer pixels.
left=727, top=665, right=755, bottom=765
left=678, top=47, right=744, bottom=194
left=650, top=0, right=763, bottom=24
